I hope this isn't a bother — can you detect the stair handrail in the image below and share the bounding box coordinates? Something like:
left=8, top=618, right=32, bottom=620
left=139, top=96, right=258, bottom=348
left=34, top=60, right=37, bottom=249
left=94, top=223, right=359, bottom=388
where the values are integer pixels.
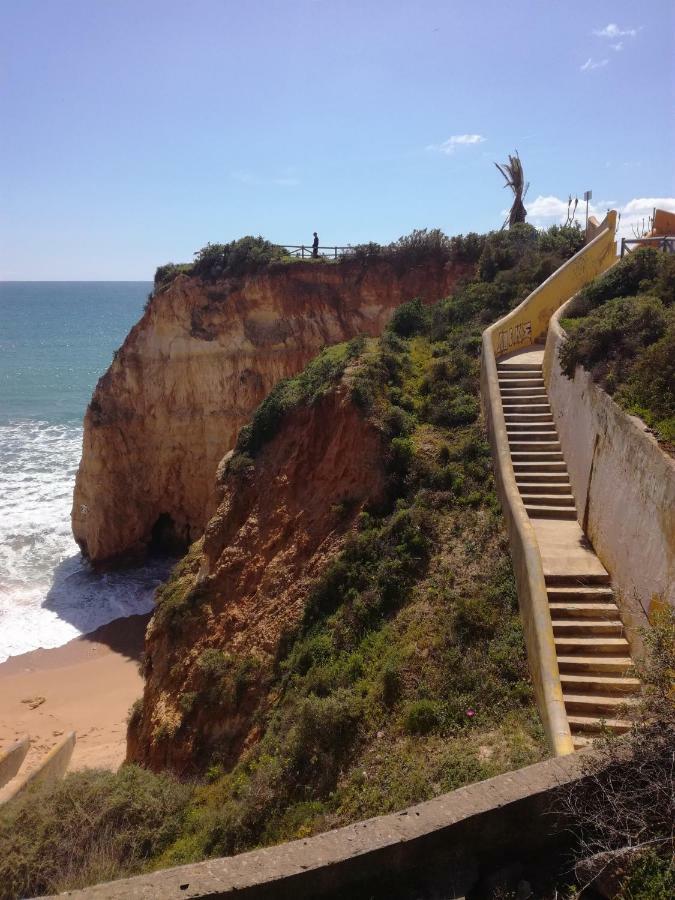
left=481, top=212, right=618, bottom=756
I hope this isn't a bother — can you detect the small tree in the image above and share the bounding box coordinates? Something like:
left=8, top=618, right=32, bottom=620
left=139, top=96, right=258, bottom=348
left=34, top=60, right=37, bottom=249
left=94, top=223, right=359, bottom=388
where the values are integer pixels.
left=495, top=151, right=529, bottom=228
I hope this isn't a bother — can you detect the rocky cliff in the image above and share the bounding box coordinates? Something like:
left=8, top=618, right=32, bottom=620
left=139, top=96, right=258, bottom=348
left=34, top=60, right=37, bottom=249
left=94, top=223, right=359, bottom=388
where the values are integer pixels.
left=127, top=376, right=387, bottom=772
left=72, top=258, right=470, bottom=565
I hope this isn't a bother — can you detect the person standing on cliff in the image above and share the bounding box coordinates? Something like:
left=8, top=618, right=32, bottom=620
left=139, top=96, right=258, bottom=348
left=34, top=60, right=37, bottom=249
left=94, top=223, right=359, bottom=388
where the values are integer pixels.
left=312, top=232, right=319, bottom=258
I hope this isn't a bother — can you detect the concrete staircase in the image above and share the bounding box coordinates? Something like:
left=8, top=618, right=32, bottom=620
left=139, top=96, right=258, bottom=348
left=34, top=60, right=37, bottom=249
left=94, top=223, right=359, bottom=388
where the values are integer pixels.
left=498, top=350, right=641, bottom=750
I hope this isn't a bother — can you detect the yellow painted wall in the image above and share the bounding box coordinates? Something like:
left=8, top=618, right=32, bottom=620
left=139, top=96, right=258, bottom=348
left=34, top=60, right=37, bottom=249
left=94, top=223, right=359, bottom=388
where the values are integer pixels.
left=490, top=211, right=617, bottom=358
left=652, top=208, right=675, bottom=236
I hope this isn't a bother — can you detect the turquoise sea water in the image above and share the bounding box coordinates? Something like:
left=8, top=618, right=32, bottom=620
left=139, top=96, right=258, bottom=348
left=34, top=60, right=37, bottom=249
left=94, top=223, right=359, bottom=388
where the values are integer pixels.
left=0, top=282, right=171, bottom=661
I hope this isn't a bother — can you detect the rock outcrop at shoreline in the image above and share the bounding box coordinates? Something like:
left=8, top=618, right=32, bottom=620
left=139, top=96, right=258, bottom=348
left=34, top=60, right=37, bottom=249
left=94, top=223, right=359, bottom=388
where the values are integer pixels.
left=127, top=378, right=386, bottom=772
left=72, top=257, right=469, bottom=565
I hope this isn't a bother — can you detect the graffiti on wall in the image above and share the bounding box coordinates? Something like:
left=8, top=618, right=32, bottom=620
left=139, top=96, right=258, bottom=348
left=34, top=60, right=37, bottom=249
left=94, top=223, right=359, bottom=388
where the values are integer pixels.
left=496, top=320, right=532, bottom=354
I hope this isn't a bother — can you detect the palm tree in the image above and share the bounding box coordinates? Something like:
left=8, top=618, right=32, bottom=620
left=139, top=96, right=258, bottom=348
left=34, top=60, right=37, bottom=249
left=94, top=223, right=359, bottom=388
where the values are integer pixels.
left=495, top=152, right=529, bottom=228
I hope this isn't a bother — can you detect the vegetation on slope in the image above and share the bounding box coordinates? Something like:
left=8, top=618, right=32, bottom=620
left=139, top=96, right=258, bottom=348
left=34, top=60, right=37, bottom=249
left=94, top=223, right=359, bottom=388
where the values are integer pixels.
left=560, top=248, right=675, bottom=445
left=0, top=222, right=586, bottom=897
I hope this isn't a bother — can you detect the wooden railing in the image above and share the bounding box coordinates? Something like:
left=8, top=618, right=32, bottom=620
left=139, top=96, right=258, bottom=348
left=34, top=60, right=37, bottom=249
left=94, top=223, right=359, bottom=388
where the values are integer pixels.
left=620, top=235, right=675, bottom=257
left=283, top=244, right=355, bottom=259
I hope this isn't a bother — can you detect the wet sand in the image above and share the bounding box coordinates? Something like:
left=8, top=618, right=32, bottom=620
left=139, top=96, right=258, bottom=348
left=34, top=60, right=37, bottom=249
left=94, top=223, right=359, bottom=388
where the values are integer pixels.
left=0, top=613, right=149, bottom=772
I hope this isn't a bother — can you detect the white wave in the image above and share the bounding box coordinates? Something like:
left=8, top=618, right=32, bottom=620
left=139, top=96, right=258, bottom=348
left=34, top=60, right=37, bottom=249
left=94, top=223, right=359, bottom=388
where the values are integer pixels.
left=0, top=421, right=170, bottom=663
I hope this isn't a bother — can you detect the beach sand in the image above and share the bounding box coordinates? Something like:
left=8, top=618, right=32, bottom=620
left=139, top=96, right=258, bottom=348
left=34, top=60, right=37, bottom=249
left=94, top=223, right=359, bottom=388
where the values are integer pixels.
left=0, top=614, right=149, bottom=773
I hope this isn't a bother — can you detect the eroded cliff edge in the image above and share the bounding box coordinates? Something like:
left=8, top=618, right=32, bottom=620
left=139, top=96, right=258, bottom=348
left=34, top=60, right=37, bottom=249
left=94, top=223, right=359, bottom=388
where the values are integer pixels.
left=127, top=373, right=387, bottom=772
left=72, top=257, right=469, bottom=564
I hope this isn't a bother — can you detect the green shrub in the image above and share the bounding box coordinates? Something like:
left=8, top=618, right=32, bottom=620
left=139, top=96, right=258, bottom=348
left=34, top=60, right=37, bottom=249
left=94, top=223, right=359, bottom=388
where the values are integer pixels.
left=620, top=851, right=675, bottom=899
left=197, top=648, right=231, bottom=679
left=559, top=250, right=674, bottom=445
left=388, top=297, right=429, bottom=337
left=153, top=262, right=193, bottom=290
left=191, top=235, right=288, bottom=281
left=235, top=342, right=359, bottom=457
left=403, top=699, right=441, bottom=734
left=0, top=766, right=192, bottom=899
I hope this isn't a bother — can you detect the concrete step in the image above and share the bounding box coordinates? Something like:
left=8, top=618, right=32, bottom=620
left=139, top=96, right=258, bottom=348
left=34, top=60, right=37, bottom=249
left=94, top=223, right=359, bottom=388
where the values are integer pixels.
left=546, top=573, right=611, bottom=586
left=512, top=458, right=566, bottom=470
left=506, top=428, right=560, bottom=442
left=517, top=482, right=572, bottom=494
left=501, top=403, right=552, bottom=414
left=497, top=366, right=543, bottom=380
left=509, top=440, right=561, bottom=452
left=500, top=390, right=548, bottom=399
left=521, top=493, right=575, bottom=507
left=525, top=504, right=577, bottom=519
left=547, top=585, right=614, bottom=600
left=513, top=462, right=568, bottom=475
left=499, top=374, right=545, bottom=390
left=550, top=602, right=620, bottom=619
left=563, top=693, right=638, bottom=714
left=567, top=714, right=632, bottom=734
left=497, top=363, right=543, bottom=372
left=555, top=636, right=631, bottom=654
left=504, top=413, right=555, bottom=428
left=506, top=422, right=557, bottom=433
left=558, top=655, right=635, bottom=674
left=552, top=619, right=624, bottom=636
left=560, top=673, right=641, bottom=694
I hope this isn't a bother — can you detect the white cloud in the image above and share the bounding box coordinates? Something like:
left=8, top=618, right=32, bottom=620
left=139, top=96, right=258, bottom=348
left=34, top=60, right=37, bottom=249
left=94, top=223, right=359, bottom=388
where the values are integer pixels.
left=427, top=134, right=486, bottom=154
left=611, top=42, right=623, bottom=52
left=524, top=195, right=675, bottom=240
left=593, top=23, right=638, bottom=38
left=581, top=57, right=609, bottom=71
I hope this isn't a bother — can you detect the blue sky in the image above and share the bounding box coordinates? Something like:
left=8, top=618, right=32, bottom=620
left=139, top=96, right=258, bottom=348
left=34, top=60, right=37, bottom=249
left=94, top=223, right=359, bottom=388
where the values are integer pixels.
left=1, top=0, right=673, bottom=279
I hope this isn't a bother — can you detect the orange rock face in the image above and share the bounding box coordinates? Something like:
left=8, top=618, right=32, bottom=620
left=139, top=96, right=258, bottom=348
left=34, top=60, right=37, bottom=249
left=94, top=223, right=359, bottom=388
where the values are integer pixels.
left=127, top=383, right=386, bottom=773
left=72, top=258, right=469, bottom=564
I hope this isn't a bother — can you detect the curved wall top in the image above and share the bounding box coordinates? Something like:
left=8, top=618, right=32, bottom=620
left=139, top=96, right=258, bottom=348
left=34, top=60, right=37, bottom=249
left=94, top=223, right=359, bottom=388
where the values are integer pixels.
left=489, top=211, right=617, bottom=358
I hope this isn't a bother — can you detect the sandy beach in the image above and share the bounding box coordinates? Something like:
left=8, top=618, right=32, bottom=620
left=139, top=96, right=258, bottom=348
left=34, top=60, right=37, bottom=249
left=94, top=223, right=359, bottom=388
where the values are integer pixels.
left=0, top=613, right=149, bottom=773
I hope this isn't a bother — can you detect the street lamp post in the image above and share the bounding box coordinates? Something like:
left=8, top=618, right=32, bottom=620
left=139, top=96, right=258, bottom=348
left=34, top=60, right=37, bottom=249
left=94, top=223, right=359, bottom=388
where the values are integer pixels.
left=584, top=190, right=592, bottom=239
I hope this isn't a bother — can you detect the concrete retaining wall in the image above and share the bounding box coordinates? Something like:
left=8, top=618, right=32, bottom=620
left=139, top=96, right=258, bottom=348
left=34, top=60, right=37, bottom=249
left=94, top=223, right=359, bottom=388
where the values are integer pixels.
left=0, top=732, right=75, bottom=807
left=0, top=737, right=29, bottom=790
left=544, top=302, right=675, bottom=636
left=51, top=751, right=592, bottom=899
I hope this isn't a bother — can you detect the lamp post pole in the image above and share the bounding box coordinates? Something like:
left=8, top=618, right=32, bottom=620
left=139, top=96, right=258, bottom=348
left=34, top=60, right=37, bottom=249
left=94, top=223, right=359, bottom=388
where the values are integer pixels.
left=584, top=190, right=592, bottom=239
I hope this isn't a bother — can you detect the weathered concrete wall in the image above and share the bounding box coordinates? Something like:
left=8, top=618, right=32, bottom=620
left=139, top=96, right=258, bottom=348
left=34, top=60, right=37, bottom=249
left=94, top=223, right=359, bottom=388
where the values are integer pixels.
left=50, top=751, right=592, bottom=899
left=0, top=736, right=29, bottom=790
left=0, top=732, right=75, bottom=808
left=544, top=303, right=675, bottom=633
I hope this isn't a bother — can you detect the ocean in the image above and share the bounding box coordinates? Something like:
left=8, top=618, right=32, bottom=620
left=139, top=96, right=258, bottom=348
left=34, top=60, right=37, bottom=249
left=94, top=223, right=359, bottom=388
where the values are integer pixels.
left=0, top=282, right=172, bottom=663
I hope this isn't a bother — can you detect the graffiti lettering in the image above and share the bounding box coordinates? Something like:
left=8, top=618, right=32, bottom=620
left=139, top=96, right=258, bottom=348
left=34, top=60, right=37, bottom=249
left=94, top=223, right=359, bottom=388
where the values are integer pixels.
left=496, top=321, right=532, bottom=354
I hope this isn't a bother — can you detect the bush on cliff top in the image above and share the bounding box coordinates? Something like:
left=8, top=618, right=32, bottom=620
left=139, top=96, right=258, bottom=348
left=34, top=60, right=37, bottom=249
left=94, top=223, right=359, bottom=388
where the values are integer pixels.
left=560, top=249, right=675, bottom=444
left=153, top=235, right=288, bottom=288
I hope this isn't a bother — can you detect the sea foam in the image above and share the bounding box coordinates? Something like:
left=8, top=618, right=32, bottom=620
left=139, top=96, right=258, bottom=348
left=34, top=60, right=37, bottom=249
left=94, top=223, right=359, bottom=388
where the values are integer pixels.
left=0, top=420, right=169, bottom=663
